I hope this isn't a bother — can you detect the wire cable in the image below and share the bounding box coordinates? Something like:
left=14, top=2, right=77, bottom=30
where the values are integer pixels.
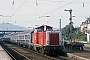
left=32, top=0, right=77, bottom=21
left=11, top=0, right=27, bottom=17
left=45, top=0, right=77, bottom=15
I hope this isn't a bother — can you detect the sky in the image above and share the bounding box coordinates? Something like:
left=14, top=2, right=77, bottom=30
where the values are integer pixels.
left=0, top=0, right=90, bottom=29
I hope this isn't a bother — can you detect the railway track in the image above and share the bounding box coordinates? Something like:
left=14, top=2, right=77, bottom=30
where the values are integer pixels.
left=1, top=42, right=57, bottom=60
left=66, top=47, right=90, bottom=60
left=1, top=41, right=73, bottom=60
left=1, top=45, right=16, bottom=60
left=1, top=41, right=90, bottom=60
left=0, top=42, right=27, bottom=60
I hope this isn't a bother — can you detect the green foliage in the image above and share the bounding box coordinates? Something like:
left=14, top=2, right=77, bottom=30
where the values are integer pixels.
left=61, top=24, right=87, bottom=41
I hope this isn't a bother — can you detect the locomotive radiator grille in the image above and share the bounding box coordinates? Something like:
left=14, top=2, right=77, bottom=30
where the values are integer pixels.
left=49, top=33, right=59, bottom=45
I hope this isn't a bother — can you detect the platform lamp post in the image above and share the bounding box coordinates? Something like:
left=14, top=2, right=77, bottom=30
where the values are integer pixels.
left=59, top=19, right=66, bottom=52
left=59, top=19, right=64, bottom=45
left=59, top=19, right=63, bottom=43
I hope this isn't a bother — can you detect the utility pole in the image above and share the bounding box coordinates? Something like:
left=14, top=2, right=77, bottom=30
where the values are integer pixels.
left=59, top=19, right=64, bottom=45
left=64, top=8, right=74, bottom=42
left=59, top=19, right=61, bottom=31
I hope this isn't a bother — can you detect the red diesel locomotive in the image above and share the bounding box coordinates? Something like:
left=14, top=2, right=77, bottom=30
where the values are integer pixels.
left=31, top=25, right=66, bottom=55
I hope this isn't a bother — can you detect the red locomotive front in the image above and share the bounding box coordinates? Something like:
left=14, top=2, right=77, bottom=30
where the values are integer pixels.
left=46, top=31, right=62, bottom=45
left=32, top=25, right=62, bottom=46
left=32, top=25, right=66, bottom=55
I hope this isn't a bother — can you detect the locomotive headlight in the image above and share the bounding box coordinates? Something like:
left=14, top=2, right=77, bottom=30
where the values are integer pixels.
left=46, top=40, right=49, bottom=45
left=60, top=40, right=62, bottom=42
left=59, top=40, right=62, bottom=45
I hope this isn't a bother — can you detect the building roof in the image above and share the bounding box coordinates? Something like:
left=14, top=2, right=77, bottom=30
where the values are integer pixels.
left=80, top=18, right=90, bottom=26
left=0, top=23, right=28, bottom=31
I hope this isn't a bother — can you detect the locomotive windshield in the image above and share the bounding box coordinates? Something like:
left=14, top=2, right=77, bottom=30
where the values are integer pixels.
left=38, top=27, right=44, bottom=32
left=35, top=25, right=53, bottom=32
left=46, top=27, right=52, bottom=31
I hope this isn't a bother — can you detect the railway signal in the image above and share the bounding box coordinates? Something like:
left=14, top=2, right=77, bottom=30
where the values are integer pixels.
left=64, top=8, right=75, bottom=42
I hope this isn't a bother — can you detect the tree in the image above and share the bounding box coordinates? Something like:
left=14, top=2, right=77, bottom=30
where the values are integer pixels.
left=61, top=24, right=87, bottom=41
left=61, top=24, right=74, bottom=40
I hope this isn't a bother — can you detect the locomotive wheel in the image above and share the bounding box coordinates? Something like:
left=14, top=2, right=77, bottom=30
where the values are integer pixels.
left=29, top=45, right=34, bottom=50
left=39, top=47, right=45, bottom=54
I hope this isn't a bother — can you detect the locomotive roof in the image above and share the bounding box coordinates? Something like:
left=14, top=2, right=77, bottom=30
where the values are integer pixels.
left=35, top=25, right=53, bottom=29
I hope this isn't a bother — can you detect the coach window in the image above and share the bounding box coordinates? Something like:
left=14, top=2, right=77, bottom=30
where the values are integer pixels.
left=25, top=35, right=30, bottom=39
left=19, top=35, right=24, bottom=39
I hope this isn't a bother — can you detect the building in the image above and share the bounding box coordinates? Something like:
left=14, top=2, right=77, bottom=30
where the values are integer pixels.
left=86, top=30, right=90, bottom=42
left=80, top=18, right=90, bottom=34
left=0, top=23, right=28, bottom=39
left=80, top=18, right=90, bottom=42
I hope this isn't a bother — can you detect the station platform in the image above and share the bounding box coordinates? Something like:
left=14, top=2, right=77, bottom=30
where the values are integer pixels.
left=84, top=43, right=90, bottom=47
left=0, top=45, right=12, bottom=60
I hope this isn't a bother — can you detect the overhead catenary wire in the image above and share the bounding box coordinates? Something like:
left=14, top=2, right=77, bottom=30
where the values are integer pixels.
left=10, top=0, right=86, bottom=18
left=7, top=0, right=88, bottom=26
left=28, top=0, right=77, bottom=26
left=0, top=0, right=90, bottom=28
left=3, top=0, right=84, bottom=23
left=11, top=0, right=27, bottom=17
left=45, top=0, right=77, bottom=16
left=31, top=0, right=77, bottom=22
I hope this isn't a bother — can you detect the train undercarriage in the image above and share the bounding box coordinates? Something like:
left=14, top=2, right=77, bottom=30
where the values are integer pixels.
left=29, top=44, right=67, bottom=56
left=2, top=40, right=67, bottom=56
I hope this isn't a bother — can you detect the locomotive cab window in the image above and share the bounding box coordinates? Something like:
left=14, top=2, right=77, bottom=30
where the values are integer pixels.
left=38, top=27, right=44, bottom=32
left=35, top=25, right=53, bottom=32
left=35, top=26, right=44, bottom=32
left=46, top=27, right=53, bottom=31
